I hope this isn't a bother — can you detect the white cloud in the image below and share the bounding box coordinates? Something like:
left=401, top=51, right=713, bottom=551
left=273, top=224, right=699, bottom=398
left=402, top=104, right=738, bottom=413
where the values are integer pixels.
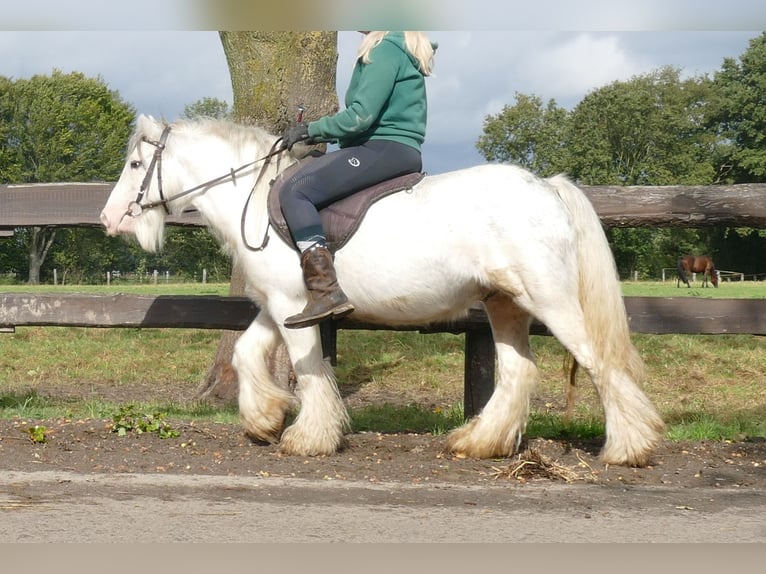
left=520, top=34, right=647, bottom=106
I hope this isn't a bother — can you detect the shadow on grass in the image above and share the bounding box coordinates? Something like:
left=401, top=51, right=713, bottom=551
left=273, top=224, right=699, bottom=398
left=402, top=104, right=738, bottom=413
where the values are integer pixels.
left=0, top=389, right=53, bottom=412
left=349, top=404, right=607, bottom=443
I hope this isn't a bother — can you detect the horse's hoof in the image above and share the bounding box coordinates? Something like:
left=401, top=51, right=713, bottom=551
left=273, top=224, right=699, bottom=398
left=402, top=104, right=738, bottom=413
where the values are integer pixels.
left=243, top=431, right=278, bottom=446
left=240, top=416, right=285, bottom=446
left=278, top=425, right=345, bottom=456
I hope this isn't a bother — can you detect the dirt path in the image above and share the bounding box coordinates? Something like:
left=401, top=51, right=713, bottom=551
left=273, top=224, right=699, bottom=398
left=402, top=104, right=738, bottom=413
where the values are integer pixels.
left=1, top=418, right=765, bottom=542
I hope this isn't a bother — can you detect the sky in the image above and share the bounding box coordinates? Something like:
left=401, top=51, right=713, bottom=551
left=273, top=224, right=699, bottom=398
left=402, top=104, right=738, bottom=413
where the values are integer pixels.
left=1, top=1, right=765, bottom=175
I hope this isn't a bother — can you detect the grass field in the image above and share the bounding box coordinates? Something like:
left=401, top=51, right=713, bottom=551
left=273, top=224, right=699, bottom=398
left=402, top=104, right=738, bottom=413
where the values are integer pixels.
left=0, top=281, right=764, bottom=441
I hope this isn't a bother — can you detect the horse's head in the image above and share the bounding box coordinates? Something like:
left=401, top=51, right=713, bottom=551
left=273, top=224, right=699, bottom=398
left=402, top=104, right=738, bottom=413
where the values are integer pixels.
left=100, top=114, right=174, bottom=252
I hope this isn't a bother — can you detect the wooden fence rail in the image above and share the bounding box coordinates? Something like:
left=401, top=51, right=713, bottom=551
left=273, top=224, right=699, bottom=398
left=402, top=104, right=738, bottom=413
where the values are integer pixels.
left=2, top=292, right=765, bottom=416
left=2, top=181, right=766, bottom=229
left=2, top=181, right=766, bottom=416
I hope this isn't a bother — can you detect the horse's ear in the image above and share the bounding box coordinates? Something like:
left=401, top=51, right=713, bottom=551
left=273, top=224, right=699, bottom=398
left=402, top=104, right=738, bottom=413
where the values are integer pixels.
left=136, top=114, right=158, bottom=133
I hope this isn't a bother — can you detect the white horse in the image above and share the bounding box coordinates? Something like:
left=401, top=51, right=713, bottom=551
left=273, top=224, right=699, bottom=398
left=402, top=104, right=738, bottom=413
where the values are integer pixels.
left=101, top=114, right=665, bottom=466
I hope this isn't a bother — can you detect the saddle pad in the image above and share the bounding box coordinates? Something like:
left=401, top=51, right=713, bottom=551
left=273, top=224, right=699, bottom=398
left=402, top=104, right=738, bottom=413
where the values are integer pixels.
left=268, top=155, right=424, bottom=252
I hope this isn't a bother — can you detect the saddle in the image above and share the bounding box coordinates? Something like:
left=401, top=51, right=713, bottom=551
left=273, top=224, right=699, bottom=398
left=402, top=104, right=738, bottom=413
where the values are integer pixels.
left=267, top=154, right=424, bottom=252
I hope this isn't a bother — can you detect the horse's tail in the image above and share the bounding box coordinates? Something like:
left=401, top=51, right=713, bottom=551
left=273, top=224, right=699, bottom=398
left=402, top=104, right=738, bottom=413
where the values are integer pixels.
left=546, top=174, right=644, bottom=386
left=547, top=176, right=668, bottom=466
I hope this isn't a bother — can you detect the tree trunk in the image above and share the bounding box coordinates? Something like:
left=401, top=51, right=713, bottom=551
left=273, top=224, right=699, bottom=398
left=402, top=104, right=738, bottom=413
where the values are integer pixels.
left=218, top=31, right=339, bottom=131
left=196, top=31, right=339, bottom=403
left=27, top=226, right=56, bottom=285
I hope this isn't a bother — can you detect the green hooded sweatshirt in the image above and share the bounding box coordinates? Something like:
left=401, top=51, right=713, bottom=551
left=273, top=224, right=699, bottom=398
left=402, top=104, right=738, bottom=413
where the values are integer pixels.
left=308, top=32, right=430, bottom=151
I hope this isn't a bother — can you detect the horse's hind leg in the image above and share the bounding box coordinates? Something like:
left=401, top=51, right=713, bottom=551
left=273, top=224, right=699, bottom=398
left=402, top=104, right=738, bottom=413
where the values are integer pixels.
left=277, top=326, right=349, bottom=456
left=447, top=295, right=537, bottom=458
left=234, top=312, right=297, bottom=444
left=533, top=301, right=664, bottom=467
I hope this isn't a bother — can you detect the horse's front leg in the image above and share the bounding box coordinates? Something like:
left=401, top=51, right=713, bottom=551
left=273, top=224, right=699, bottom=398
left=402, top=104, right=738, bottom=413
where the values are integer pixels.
left=278, top=325, right=350, bottom=456
left=234, top=312, right=297, bottom=444
left=447, top=295, right=537, bottom=458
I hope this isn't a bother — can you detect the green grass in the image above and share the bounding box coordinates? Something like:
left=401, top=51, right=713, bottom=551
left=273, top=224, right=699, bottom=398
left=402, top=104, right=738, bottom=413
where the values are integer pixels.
left=1, top=281, right=764, bottom=443
left=621, top=279, right=766, bottom=298
left=0, top=282, right=231, bottom=296
left=350, top=403, right=465, bottom=435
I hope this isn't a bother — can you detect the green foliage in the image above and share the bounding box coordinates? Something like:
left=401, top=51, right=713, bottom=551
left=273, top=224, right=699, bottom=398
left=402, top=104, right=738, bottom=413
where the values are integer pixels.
left=349, top=403, right=465, bottom=435
left=111, top=404, right=180, bottom=439
left=25, top=424, right=47, bottom=444
left=709, top=32, right=766, bottom=183
left=1, top=69, right=135, bottom=183
left=567, top=66, right=717, bottom=186
left=181, top=97, right=232, bottom=120
left=476, top=92, right=570, bottom=176
left=664, top=412, right=764, bottom=442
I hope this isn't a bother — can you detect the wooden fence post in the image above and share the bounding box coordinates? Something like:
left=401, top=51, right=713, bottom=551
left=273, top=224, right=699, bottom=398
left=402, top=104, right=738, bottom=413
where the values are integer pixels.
left=463, top=326, right=495, bottom=419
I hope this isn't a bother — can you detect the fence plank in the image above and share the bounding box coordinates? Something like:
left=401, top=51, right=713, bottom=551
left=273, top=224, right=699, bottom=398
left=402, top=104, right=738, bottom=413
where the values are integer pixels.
left=581, top=183, right=766, bottom=227
left=0, top=293, right=257, bottom=329
left=3, top=181, right=766, bottom=229
left=3, top=292, right=764, bottom=418
left=0, top=183, right=200, bottom=228
left=2, top=293, right=764, bottom=335
left=624, top=296, right=766, bottom=335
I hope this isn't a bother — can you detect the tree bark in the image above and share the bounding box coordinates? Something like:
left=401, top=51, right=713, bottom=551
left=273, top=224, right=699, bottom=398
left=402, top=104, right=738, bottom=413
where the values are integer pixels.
left=196, top=31, right=339, bottom=403
left=26, top=226, right=56, bottom=285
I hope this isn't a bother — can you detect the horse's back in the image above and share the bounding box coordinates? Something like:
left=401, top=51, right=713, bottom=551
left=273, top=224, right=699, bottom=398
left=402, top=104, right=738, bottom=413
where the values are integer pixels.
left=342, top=163, right=578, bottom=269
left=334, top=163, right=584, bottom=324
left=682, top=255, right=713, bottom=273
left=370, top=163, right=571, bottom=231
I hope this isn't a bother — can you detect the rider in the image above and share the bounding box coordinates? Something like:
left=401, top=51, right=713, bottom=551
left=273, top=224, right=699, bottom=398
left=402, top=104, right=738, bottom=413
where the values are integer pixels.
left=279, top=31, right=436, bottom=329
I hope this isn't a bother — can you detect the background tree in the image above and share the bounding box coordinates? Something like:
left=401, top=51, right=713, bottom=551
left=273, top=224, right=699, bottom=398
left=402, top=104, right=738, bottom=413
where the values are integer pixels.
left=565, top=67, right=720, bottom=277
left=0, top=70, right=135, bottom=283
left=476, top=92, right=570, bottom=176
left=196, top=31, right=340, bottom=402
left=566, top=66, right=717, bottom=187
left=704, top=33, right=766, bottom=275
left=0, top=76, right=21, bottom=183
left=708, top=32, right=766, bottom=184
left=181, top=96, right=232, bottom=120
left=475, top=65, right=731, bottom=278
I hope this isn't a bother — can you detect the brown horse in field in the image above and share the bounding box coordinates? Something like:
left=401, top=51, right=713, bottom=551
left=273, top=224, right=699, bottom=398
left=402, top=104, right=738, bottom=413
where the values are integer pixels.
left=677, top=255, right=719, bottom=288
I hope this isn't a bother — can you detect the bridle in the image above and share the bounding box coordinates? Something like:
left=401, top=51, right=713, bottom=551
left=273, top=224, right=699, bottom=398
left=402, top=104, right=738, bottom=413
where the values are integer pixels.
left=128, top=125, right=172, bottom=216
left=124, top=124, right=287, bottom=251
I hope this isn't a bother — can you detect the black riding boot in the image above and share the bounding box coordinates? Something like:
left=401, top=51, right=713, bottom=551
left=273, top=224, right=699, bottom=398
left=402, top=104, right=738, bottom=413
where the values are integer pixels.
left=284, top=245, right=355, bottom=329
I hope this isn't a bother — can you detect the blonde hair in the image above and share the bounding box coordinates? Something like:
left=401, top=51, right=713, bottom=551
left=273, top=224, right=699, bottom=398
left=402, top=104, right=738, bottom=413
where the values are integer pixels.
left=357, top=31, right=435, bottom=76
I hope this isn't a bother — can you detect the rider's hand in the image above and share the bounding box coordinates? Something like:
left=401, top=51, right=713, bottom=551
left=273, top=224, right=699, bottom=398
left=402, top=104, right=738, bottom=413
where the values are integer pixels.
left=281, top=123, right=312, bottom=150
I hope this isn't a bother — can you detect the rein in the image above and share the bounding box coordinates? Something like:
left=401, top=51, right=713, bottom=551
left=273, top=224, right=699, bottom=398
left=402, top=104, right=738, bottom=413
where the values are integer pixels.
left=126, top=125, right=286, bottom=251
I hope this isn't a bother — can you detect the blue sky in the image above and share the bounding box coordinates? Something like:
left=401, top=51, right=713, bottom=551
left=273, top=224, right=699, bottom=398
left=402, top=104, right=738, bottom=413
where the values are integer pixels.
left=1, top=1, right=764, bottom=174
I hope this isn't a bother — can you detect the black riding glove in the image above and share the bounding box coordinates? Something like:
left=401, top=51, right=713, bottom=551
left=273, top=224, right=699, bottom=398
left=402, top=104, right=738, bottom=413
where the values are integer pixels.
left=281, top=123, right=313, bottom=150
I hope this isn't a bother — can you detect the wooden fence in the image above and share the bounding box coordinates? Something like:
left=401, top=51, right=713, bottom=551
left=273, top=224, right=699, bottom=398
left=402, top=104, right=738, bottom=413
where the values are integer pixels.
left=2, top=181, right=766, bottom=415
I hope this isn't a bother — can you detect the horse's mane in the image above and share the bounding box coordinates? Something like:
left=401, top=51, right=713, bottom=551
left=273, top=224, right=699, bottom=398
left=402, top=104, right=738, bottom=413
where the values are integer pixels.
left=173, top=117, right=277, bottom=148
left=129, top=115, right=278, bottom=160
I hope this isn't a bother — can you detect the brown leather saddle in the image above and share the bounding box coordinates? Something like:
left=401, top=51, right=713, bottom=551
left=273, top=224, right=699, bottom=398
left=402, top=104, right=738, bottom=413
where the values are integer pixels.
left=267, top=154, right=425, bottom=252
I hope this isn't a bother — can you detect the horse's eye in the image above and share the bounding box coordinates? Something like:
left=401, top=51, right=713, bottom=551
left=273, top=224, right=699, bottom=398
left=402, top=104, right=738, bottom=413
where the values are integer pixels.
left=130, top=160, right=142, bottom=169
